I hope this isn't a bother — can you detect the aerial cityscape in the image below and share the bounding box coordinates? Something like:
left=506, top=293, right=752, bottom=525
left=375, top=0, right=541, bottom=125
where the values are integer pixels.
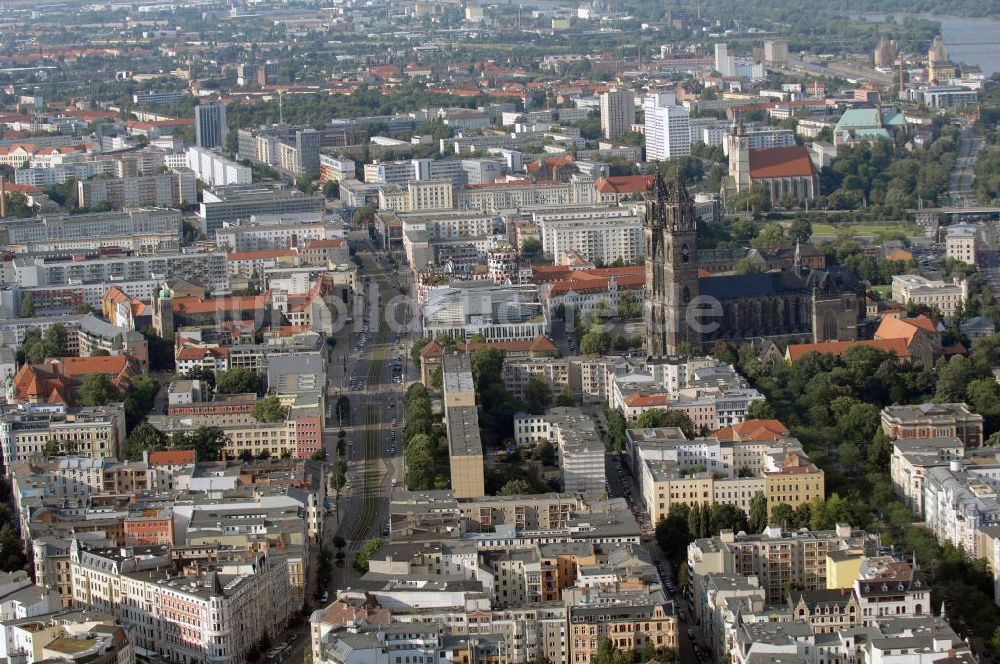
left=0, top=0, right=999, bottom=663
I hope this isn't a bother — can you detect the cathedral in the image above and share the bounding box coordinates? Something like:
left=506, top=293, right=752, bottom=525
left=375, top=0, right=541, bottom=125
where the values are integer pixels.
left=644, top=174, right=866, bottom=356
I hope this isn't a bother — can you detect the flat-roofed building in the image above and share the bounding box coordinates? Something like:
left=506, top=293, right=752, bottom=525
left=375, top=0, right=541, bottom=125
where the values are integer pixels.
left=442, top=353, right=484, bottom=498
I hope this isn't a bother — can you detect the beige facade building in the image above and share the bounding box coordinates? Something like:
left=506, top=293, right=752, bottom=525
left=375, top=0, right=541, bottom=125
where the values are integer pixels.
left=443, top=353, right=485, bottom=498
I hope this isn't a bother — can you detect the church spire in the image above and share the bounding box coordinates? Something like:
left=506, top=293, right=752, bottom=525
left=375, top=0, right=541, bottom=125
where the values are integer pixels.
left=793, top=239, right=801, bottom=271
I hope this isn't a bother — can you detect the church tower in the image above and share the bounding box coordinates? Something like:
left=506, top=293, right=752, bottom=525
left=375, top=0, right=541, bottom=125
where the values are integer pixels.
left=645, top=174, right=700, bottom=357
left=728, top=114, right=750, bottom=192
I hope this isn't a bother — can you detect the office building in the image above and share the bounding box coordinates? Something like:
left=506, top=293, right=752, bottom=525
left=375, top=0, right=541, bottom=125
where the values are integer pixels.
left=644, top=95, right=691, bottom=160
left=194, top=103, right=227, bottom=149
left=600, top=89, right=635, bottom=139
left=198, top=185, right=325, bottom=237
left=133, top=90, right=186, bottom=106
left=422, top=281, right=545, bottom=342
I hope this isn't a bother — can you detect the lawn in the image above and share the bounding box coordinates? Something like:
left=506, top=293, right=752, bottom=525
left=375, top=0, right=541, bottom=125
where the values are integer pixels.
left=809, top=222, right=921, bottom=237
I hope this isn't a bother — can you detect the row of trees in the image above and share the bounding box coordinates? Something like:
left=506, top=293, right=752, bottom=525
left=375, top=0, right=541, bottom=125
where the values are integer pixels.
left=402, top=383, right=450, bottom=491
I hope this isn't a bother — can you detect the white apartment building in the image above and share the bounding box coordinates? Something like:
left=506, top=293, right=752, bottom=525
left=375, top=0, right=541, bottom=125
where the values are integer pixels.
left=644, top=95, right=691, bottom=160
left=185, top=147, right=252, bottom=187
left=945, top=223, right=979, bottom=265
left=889, top=437, right=965, bottom=516
left=512, top=408, right=604, bottom=495
left=923, top=461, right=1000, bottom=558
left=891, top=274, right=969, bottom=317
left=538, top=214, right=643, bottom=265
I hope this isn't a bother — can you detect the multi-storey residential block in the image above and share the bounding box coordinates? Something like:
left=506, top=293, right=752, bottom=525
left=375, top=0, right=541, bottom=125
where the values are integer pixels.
left=76, top=172, right=196, bottom=209
left=533, top=206, right=643, bottom=265
left=0, top=209, right=181, bottom=245
left=69, top=540, right=296, bottom=664
left=12, top=250, right=230, bottom=297
left=688, top=524, right=879, bottom=605
left=644, top=93, right=691, bottom=160
left=185, top=147, right=252, bottom=187
left=600, top=89, right=635, bottom=139
left=513, top=408, right=604, bottom=495
left=0, top=404, right=126, bottom=468
left=889, top=436, right=965, bottom=515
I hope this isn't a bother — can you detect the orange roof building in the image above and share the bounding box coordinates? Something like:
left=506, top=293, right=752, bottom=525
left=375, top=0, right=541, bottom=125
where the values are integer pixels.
left=784, top=338, right=911, bottom=362
left=715, top=419, right=790, bottom=442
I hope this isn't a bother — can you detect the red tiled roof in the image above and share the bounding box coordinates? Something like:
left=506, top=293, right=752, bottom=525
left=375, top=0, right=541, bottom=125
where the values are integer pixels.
left=148, top=449, right=196, bottom=466
left=874, top=316, right=937, bottom=345
left=785, top=338, right=910, bottom=362
left=305, top=239, right=344, bottom=249
left=624, top=393, right=669, bottom=408
left=172, top=294, right=268, bottom=315
left=748, top=146, right=817, bottom=179
left=176, top=346, right=229, bottom=360
left=594, top=175, right=655, bottom=194
left=715, top=419, right=790, bottom=442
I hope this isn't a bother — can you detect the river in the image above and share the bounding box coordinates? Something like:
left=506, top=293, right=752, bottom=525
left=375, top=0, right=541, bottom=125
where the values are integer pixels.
left=858, top=13, right=1000, bottom=76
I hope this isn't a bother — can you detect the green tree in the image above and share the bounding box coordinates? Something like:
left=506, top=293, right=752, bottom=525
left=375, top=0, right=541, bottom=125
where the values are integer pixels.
left=579, top=327, right=611, bottom=355
left=604, top=408, right=628, bottom=452
left=216, top=367, right=262, bottom=395
left=353, top=538, right=381, bottom=572
left=555, top=387, right=576, bottom=407
left=335, top=395, right=351, bottom=424
left=404, top=433, right=437, bottom=490
left=253, top=396, right=288, bottom=422
left=351, top=204, right=376, bottom=226
left=631, top=408, right=695, bottom=438
left=43, top=324, right=69, bottom=358
left=523, top=374, right=553, bottom=415
left=123, top=421, right=168, bottom=461
left=173, top=426, right=226, bottom=461
left=788, top=219, right=813, bottom=243
left=521, top=237, right=542, bottom=260
left=771, top=502, right=794, bottom=528
left=19, top=293, right=35, bottom=318
left=935, top=355, right=972, bottom=403
left=751, top=222, right=786, bottom=250
left=471, top=348, right=505, bottom=393
left=182, top=365, right=216, bottom=389
left=748, top=491, right=769, bottom=533
left=499, top=479, right=535, bottom=496
left=79, top=373, right=118, bottom=406
left=18, top=330, right=46, bottom=365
